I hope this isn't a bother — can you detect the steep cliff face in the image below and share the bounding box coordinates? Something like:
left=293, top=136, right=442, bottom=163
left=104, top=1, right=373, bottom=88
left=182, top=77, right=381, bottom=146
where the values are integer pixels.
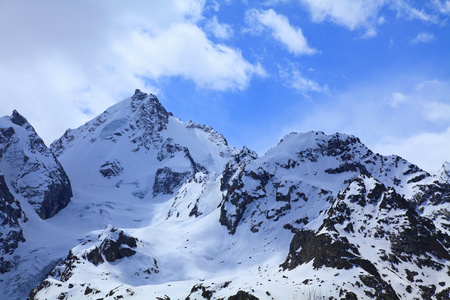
left=0, top=110, right=72, bottom=219
left=218, top=131, right=430, bottom=235
left=282, top=175, right=450, bottom=299
left=0, top=173, right=26, bottom=274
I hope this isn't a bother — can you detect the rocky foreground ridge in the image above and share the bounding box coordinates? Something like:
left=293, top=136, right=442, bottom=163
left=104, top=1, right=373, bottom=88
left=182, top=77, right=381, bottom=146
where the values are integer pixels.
left=0, top=90, right=449, bottom=299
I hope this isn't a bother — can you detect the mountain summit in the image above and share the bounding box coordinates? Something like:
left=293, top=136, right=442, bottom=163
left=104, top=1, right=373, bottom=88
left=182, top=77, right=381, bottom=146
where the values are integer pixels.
left=0, top=90, right=449, bottom=300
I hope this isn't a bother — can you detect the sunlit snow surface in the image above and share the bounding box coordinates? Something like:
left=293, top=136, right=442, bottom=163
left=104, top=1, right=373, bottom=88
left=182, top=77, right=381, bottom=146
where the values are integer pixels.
left=1, top=91, right=449, bottom=299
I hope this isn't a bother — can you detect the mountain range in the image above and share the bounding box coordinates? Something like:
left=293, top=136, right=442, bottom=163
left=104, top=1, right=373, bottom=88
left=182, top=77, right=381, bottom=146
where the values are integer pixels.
left=1, top=89, right=449, bottom=299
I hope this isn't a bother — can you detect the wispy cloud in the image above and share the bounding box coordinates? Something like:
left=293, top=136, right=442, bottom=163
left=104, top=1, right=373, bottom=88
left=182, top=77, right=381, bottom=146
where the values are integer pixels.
left=410, top=32, right=435, bottom=44
left=296, top=0, right=441, bottom=37
left=391, top=0, right=436, bottom=22
left=373, top=127, right=450, bottom=173
left=204, top=15, right=233, bottom=40
left=279, top=67, right=329, bottom=96
left=388, top=92, right=409, bottom=107
left=432, top=0, right=450, bottom=14
left=297, top=0, right=384, bottom=36
left=280, top=77, right=450, bottom=173
left=246, top=8, right=317, bottom=55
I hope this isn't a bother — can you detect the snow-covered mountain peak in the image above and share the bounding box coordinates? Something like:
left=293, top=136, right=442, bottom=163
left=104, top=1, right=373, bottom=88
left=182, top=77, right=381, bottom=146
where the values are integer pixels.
left=263, top=131, right=363, bottom=163
left=10, top=110, right=32, bottom=130
left=46, top=90, right=240, bottom=233
left=50, top=89, right=173, bottom=157
left=0, top=111, right=72, bottom=220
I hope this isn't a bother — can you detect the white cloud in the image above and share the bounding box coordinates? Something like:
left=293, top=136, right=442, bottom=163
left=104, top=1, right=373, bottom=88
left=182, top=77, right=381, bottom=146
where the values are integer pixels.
left=246, top=8, right=316, bottom=55
left=410, top=32, right=435, bottom=44
left=279, top=67, right=328, bottom=96
left=114, top=23, right=265, bottom=91
left=373, top=128, right=450, bottom=174
left=204, top=15, right=234, bottom=39
left=433, top=0, right=450, bottom=14
left=424, top=102, right=450, bottom=122
left=279, top=77, right=450, bottom=174
left=298, top=0, right=385, bottom=35
left=296, top=0, right=440, bottom=36
left=0, top=0, right=264, bottom=144
left=388, top=92, right=408, bottom=107
left=391, top=0, right=436, bottom=22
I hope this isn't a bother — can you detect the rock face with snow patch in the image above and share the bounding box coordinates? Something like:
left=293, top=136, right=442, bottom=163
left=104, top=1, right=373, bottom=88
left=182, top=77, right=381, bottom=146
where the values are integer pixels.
left=0, top=173, right=26, bottom=273
left=0, top=110, right=72, bottom=219
left=219, top=132, right=429, bottom=235
left=282, top=175, right=450, bottom=298
left=29, top=225, right=158, bottom=300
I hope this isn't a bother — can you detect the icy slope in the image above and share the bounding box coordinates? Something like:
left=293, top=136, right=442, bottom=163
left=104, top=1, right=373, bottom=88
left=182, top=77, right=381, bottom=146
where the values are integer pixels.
left=48, top=89, right=238, bottom=231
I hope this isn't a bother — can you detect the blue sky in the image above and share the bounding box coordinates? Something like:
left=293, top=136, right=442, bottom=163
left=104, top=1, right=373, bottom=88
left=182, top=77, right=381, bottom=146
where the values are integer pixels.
left=1, top=0, right=449, bottom=173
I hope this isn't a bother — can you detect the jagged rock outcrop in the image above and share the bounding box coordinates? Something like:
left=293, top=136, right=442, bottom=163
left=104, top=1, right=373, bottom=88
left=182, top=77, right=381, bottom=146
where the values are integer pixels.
left=0, top=110, right=72, bottom=219
left=438, top=162, right=450, bottom=183
left=219, top=131, right=429, bottom=235
left=282, top=175, right=450, bottom=299
left=51, top=89, right=173, bottom=156
left=29, top=225, right=158, bottom=300
left=0, top=173, right=26, bottom=273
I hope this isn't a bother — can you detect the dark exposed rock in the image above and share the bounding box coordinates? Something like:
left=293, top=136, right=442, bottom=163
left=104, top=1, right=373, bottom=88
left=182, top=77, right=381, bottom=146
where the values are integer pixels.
left=281, top=231, right=379, bottom=278
left=189, top=201, right=202, bottom=218
left=220, top=147, right=257, bottom=192
left=154, top=139, right=209, bottom=197
left=153, top=167, right=192, bottom=196
left=419, top=284, right=436, bottom=300
left=325, top=162, right=370, bottom=176
left=28, top=279, right=52, bottom=300
left=318, top=134, right=361, bottom=159
left=10, top=110, right=28, bottom=127
left=413, top=181, right=450, bottom=206
left=405, top=269, right=418, bottom=282
left=0, top=174, right=26, bottom=254
left=228, top=290, right=259, bottom=300
left=157, top=138, right=186, bottom=161
left=129, top=90, right=172, bottom=150
left=0, top=110, right=73, bottom=220
left=38, top=179, right=73, bottom=220
left=0, top=173, right=26, bottom=273
left=407, top=174, right=427, bottom=184
left=436, top=287, right=450, bottom=300
left=220, top=168, right=271, bottom=234
left=359, top=275, right=399, bottom=300
left=339, top=290, right=358, bottom=300
left=280, top=175, right=447, bottom=299
left=84, top=227, right=138, bottom=265
left=186, top=283, right=214, bottom=300
left=99, top=160, right=123, bottom=178
left=85, top=246, right=104, bottom=266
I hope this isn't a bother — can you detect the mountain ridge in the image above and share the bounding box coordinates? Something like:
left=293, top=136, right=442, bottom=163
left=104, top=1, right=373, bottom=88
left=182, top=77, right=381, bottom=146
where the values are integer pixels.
left=0, top=90, right=449, bottom=299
